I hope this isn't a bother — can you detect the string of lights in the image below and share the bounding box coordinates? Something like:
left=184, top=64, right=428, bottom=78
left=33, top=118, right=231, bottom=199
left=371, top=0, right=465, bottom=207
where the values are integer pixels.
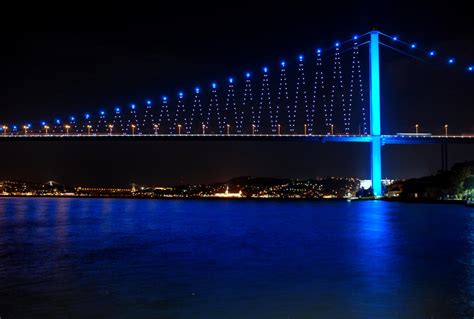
left=379, top=32, right=473, bottom=72
left=278, top=61, right=289, bottom=134
left=258, top=67, right=272, bottom=133
left=158, top=96, right=171, bottom=134
left=141, top=100, right=154, bottom=134
left=188, top=87, right=201, bottom=134
left=241, top=73, right=253, bottom=133
left=312, top=48, right=326, bottom=134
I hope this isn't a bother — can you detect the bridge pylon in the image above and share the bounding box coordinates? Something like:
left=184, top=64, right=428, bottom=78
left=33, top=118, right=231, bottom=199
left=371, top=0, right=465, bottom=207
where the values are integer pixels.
left=369, top=31, right=382, bottom=196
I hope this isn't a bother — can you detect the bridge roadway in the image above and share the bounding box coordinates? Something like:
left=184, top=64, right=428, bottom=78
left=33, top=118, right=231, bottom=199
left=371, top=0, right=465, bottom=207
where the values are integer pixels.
left=0, top=134, right=473, bottom=144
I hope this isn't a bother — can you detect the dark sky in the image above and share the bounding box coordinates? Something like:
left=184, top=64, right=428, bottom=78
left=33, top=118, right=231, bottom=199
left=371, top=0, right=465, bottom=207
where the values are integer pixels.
left=0, top=1, right=473, bottom=186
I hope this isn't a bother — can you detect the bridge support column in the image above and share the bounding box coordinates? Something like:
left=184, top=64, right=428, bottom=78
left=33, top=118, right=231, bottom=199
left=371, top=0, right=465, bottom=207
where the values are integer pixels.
left=370, top=31, right=382, bottom=196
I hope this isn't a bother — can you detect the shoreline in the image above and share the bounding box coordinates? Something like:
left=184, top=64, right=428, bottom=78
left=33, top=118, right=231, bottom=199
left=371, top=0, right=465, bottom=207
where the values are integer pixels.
left=0, top=194, right=469, bottom=205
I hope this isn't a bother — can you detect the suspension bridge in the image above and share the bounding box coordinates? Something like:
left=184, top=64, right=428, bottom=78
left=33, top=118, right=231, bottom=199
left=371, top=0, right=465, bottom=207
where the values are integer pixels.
left=1, top=31, right=473, bottom=196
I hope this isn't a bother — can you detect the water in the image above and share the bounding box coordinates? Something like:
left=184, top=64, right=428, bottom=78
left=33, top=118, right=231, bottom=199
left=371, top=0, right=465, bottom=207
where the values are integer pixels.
left=0, top=198, right=473, bottom=318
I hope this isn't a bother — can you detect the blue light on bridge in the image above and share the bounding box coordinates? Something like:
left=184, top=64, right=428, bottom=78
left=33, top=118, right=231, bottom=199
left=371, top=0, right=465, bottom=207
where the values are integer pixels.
left=70, top=116, right=75, bottom=121
left=298, top=55, right=304, bottom=62
left=280, top=61, right=286, bottom=67
left=263, top=67, right=268, bottom=73
left=410, top=43, right=416, bottom=49
left=429, top=50, right=436, bottom=56
left=468, top=66, right=473, bottom=72
left=100, top=111, right=105, bottom=116
left=392, top=36, right=398, bottom=41
left=316, top=48, right=322, bottom=54
left=245, top=72, right=251, bottom=78
left=41, top=121, right=46, bottom=126
left=211, top=82, right=217, bottom=89
left=178, top=92, right=184, bottom=97
left=448, top=58, right=455, bottom=64
left=12, top=125, right=17, bottom=130
left=335, top=42, right=340, bottom=47
left=195, top=87, right=200, bottom=94
left=55, top=119, right=61, bottom=124
left=162, top=96, right=168, bottom=101
left=353, top=35, right=358, bottom=40
left=370, top=31, right=382, bottom=196
left=146, top=100, right=152, bottom=105
left=130, top=104, right=136, bottom=109
left=228, top=77, right=234, bottom=84
left=115, top=107, right=121, bottom=113
left=85, top=113, right=90, bottom=119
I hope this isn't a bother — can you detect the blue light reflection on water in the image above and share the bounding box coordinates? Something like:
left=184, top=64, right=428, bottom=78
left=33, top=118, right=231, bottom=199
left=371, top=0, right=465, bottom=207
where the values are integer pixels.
left=0, top=198, right=473, bottom=318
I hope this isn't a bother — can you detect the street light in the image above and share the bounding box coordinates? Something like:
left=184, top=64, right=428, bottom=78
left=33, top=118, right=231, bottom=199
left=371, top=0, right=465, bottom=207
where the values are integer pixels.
left=252, top=124, right=256, bottom=135
left=177, top=124, right=182, bottom=135
left=226, top=124, right=230, bottom=135
left=108, top=124, right=114, bottom=135
left=278, top=124, right=281, bottom=135
left=330, top=124, right=334, bottom=135
left=444, top=124, right=448, bottom=136
left=415, top=124, right=419, bottom=134
left=2, top=125, right=8, bottom=136
left=131, top=124, right=136, bottom=135
left=23, top=125, right=29, bottom=135
left=65, top=124, right=71, bottom=135
left=44, top=125, right=50, bottom=134
left=86, top=125, right=92, bottom=135
left=304, top=124, right=307, bottom=135
left=153, top=124, right=159, bottom=135
left=202, top=124, right=206, bottom=135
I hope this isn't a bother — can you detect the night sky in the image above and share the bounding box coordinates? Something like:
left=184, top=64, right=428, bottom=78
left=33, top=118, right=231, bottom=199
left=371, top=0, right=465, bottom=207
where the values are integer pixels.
left=0, top=1, right=473, bottom=186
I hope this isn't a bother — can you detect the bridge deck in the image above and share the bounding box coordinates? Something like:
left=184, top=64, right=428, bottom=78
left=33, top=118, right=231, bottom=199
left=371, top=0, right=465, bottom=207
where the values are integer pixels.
left=0, top=134, right=473, bottom=144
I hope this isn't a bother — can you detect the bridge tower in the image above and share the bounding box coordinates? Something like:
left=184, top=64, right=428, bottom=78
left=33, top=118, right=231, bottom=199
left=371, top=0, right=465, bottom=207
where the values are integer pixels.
left=369, top=31, right=382, bottom=196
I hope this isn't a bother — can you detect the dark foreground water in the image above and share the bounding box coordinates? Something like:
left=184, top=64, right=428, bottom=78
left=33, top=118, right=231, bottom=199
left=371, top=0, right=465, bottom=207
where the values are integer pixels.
left=0, top=198, right=473, bottom=318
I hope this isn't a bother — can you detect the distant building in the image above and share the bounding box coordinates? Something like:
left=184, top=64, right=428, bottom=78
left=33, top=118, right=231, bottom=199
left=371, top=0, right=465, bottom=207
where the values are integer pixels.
left=212, top=186, right=242, bottom=198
